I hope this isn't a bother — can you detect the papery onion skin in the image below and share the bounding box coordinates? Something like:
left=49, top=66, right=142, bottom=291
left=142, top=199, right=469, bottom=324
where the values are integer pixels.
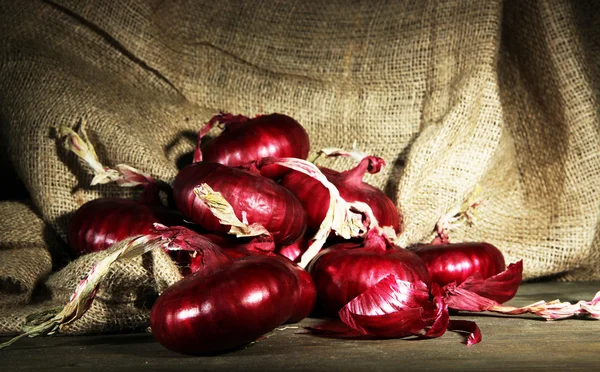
left=173, top=161, right=307, bottom=246
left=411, top=242, right=506, bottom=287
left=339, top=277, right=447, bottom=338
left=150, top=255, right=311, bottom=355
left=280, top=156, right=400, bottom=235
left=201, top=113, right=310, bottom=179
left=68, top=198, right=182, bottom=256
left=308, top=232, right=431, bottom=316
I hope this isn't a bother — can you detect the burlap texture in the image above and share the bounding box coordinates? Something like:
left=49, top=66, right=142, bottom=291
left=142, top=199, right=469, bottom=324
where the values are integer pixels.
left=0, top=202, right=54, bottom=308
left=0, top=236, right=182, bottom=335
left=0, top=0, right=598, bottom=335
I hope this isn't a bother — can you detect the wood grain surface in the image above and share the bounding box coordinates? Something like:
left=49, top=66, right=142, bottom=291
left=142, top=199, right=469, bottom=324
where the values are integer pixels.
left=2, top=281, right=599, bottom=371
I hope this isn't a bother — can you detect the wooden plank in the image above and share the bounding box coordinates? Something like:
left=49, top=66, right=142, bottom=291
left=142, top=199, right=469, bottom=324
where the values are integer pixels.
left=2, top=281, right=600, bottom=371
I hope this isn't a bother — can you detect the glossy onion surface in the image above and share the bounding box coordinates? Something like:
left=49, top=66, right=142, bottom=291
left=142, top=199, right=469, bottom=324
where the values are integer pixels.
left=184, top=238, right=316, bottom=323
left=173, top=162, right=307, bottom=246
left=277, top=235, right=310, bottom=263
left=201, top=113, right=310, bottom=179
left=308, top=234, right=430, bottom=316
left=150, top=255, right=313, bottom=355
left=68, top=198, right=182, bottom=256
left=412, top=242, right=506, bottom=286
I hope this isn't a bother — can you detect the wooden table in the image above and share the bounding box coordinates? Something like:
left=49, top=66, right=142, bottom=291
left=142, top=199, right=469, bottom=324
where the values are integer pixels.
left=3, top=281, right=599, bottom=371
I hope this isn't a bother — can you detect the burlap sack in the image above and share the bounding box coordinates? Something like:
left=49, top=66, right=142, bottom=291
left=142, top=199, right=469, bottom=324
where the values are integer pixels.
left=0, top=225, right=182, bottom=335
left=0, top=0, right=598, bottom=335
left=0, top=202, right=54, bottom=309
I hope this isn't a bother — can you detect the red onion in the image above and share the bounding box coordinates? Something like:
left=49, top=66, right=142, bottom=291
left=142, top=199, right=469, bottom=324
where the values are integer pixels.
left=280, top=156, right=400, bottom=236
left=411, top=242, right=522, bottom=307
left=150, top=254, right=314, bottom=355
left=176, top=233, right=274, bottom=274
left=182, top=233, right=316, bottom=323
left=277, top=235, right=310, bottom=263
left=59, top=122, right=183, bottom=256
left=68, top=192, right=181, bottom=256
left=307, top=229, right=430, bottom=316
left=411, top=242, right=506, bottom=287
left=195, top=113, right=310, bottom=179
left=173, top=161, right=307, bottom=246
left=306, top=231, right=486, bottom=345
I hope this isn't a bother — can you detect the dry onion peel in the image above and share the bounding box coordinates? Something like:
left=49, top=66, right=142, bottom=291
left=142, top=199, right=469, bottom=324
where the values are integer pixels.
left=193, top=183, right=271, bottom=238
left=314, top=142, right=369, bottom=164
left=314, top=274, right=480, bottom=346
left=443, top=260, right=600, bottom=320
left=0, top=225, right=229, bottom=349
left=58, top=121, right=153, bottom=187
left=256, top=157, right=377, bottom=269
left=430, top=185, right=483, bottom=245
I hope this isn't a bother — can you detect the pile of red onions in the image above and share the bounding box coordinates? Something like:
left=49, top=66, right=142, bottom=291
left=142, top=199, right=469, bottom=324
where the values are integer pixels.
left=15, top=112, right=599, bottom=356
left=307, top=228, right=523, bottom=344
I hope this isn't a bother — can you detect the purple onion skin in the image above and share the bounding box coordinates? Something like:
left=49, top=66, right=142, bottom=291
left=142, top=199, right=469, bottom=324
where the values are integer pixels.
left=277, top=235, right=311, bottom=263
left=184, top=238, right=316, bottom=323
left=150, top=255, right=313, bottom=355
left=68, top=198, right=182, bottom=256
left=289, top=263, right=317, bottom=323
left=173, top=161, right=307, bottom=246
left=280, top=157, right=401, bottom=236
left=308, top=235, right=431, bottom=317
left=411, top=242, right=506, bottom=287
left=201, top=113, right=310, bottom=179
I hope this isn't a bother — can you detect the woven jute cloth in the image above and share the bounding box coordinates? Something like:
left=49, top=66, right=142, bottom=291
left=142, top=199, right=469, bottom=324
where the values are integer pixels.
left=0, top=0, right=598, bottom=335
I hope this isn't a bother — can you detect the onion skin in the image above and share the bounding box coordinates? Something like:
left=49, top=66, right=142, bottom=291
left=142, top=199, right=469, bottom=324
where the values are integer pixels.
left=200, top=113, right=310, bottom=179
left=411, top=242, right=506, bottom=287
left=68, top=198, right=182, bottom=256
left=150, top=255, right=312, bottom=355
left=308, top=231, right=431, bottom=316
left=280, top=156, right=400, bottom=235
left=173, top=161, right=307, bottom=246
left=277, top=235, right=310, bottom=263
left=184, top=235, right=316, bottom=323
left=289, top=263, right=317, bottom=323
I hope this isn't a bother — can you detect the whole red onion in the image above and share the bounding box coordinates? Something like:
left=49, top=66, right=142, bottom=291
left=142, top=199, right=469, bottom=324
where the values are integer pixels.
left=59, top=124, right=183, bottom=256
left=411, top=242, right=506, bottom=287
left=68, top=184, right=182, bottom=256
left=150, top=254, right=314, bottom=355
left=196, top=113, right=310, bottom=179
left=308, top=229, right=430, bottom=316
left=280, top=156, right=400, bottom=236
left=173, top=161, right=307, bottom=246
left=181, top=234, right=316, bottom=323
